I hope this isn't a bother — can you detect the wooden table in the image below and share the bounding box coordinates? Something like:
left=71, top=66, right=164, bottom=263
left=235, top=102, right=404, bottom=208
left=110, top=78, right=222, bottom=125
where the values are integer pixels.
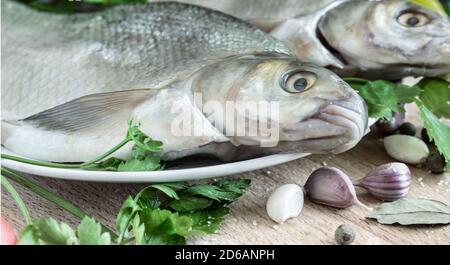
left=2, top=105, right=449, bottom=245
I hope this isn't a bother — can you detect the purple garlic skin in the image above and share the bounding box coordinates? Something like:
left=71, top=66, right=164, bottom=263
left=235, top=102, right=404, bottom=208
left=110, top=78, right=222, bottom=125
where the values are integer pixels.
left=358, top=163, right=411, bottom=201
left=304, top=167, right=362, bottom=209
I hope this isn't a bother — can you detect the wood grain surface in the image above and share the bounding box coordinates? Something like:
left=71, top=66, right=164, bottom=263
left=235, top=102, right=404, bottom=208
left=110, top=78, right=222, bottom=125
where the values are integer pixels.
left=1, top=105, right=449, bottom=245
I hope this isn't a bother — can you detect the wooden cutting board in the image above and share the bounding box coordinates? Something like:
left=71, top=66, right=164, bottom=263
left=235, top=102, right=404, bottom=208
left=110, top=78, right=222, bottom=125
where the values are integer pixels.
left=2, top=105, right=449, bottom=245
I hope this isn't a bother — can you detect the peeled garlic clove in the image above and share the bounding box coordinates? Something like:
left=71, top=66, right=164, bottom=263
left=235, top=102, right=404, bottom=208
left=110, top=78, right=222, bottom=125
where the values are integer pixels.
left=384, top=135, right=429, bottom=164
left=357, top=163, right=411, bottom=201
left=304, top=167, right=365, bottom=209
left=266, top=184, right=304, bottom=224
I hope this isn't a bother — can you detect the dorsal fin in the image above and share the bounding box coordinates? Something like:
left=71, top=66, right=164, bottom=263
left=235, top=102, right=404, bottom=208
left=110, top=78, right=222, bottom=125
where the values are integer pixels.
left=24, top=89, right=156, bottom=132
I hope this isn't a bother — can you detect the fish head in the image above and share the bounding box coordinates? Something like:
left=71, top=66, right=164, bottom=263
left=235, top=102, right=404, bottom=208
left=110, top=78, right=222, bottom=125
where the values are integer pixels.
left=194, top=55, right=368, bottom=154
left=318, top=0, right=450, bottom=79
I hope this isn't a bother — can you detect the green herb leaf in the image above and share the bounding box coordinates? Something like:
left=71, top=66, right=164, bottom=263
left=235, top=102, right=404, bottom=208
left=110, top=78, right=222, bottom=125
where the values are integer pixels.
left=76, top=217, right=111, bottom=245
left=116, top=179, right=250, bottom=244
left=417, top=78, right=450, bottom=118
left=367, top=198, right=450, bottom=225
left=169, top=195, right=214, bottom=212
left=348, top=80, right=420, bottom=119
left=127, top=120, right=163, bottom=153
left=115, top=196, right=142, bottom=241
left=17, top=225, right=39, bottom=245
left=185, top=207, right=230, bottom=234
left=90, top=157, right=124, bottom=171
left=117, top=156, right=162, bottom=172
left=214, top=179, right=251, bottom=199
left=136, top=208, right=192, bottom=245
left=419, top=105, right=450, bottom=171
left=182, top=185, right=235, bottom=202
left=24, top=218, right=78, bottom=245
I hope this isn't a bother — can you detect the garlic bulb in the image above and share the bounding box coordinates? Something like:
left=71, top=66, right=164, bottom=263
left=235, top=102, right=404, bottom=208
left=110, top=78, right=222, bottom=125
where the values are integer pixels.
left=266, top=184, right=304, bottom=224
left=355, top=163, right=411, bottom=201
left=304, top=167, right=366, bottom=209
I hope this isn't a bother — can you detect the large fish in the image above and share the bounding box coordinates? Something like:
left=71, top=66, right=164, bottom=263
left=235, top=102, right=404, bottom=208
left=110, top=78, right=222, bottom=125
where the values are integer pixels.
left=160, top=0, right=450, bottom=79
left=1, top=1, right=367, bottom=162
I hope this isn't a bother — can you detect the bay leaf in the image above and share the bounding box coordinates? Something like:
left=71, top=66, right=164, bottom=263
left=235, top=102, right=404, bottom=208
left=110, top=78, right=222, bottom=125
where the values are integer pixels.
left=367, top=198, right=450, bottom=225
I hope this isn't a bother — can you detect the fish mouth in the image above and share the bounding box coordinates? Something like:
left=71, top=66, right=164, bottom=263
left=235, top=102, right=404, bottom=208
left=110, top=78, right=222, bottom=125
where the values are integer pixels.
left=282, top=99, right=368, bottom=154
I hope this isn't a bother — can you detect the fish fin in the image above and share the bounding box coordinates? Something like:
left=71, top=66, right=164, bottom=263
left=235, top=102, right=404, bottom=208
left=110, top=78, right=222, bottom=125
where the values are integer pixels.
left=247, top=18, right=287, bottom=32
left=23, top=89, right=156, bottom=132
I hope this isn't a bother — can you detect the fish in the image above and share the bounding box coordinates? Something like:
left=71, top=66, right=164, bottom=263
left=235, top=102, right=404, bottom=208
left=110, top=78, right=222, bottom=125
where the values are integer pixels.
left=1, top=1, right=367, bottom=163
left=158, top=0, right=450, bottom=80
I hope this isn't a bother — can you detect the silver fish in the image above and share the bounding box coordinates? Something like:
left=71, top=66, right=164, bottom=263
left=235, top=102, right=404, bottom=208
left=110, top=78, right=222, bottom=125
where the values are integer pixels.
left=1, top=1, right=367, bottom=162
left=161, top=0, right=450, bottom=79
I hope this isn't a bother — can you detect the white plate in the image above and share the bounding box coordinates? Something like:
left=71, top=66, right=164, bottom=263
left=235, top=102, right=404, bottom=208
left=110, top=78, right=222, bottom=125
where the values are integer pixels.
left=2, top=118, right=376, bottom=183
left=1, top=151, right=309, bottom=183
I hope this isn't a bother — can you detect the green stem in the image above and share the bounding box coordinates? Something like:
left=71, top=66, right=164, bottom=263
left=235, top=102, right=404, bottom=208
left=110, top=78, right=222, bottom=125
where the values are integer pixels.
left=1, top=138, right=130, bottom=170
left=80, top=137, right=130, bottom=168
left=1, top=153, right=80, bottom=169
left=1, top=167, right=117, bottom=239
left=1, top=174, right=32, bottom=225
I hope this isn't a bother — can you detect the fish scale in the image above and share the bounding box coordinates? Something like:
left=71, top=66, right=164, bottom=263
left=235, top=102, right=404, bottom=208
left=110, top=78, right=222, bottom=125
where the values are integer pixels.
left=1, top=1, right=290, bottom=119
left=157, top=0, right=338, bottom=20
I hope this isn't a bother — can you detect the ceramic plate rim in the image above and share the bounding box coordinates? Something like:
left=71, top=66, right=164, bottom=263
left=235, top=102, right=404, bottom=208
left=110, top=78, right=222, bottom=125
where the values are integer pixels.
left=1, top=119, right=376, bottom=183
left=1, top=152, right=309, bottom=183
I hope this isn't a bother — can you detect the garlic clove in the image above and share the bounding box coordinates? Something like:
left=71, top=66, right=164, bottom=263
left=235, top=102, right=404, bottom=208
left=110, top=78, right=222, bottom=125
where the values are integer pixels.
left=384, top=135, right=429, bottom=164
left=266, top=184, right=304, bottom=224
left=357, top=163, right=411, bottom=201
left=304, top=167, right=366, bottom=209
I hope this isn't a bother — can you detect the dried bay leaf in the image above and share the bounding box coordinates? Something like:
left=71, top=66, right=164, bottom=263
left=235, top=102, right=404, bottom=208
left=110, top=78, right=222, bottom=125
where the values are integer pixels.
left=367, top=199, right=450, bottom=225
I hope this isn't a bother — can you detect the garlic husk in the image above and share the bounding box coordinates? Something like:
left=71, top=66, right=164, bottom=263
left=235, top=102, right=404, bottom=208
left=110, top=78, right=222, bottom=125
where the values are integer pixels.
left=356, top=163, right=411, bottom=201
left=304, top=167, right=366, bottom=209
left=266, top=184, right=304, bottom=224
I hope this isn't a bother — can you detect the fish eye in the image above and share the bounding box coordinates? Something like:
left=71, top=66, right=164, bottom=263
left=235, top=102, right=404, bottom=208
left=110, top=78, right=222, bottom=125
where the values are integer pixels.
left=397, top=11, right=429, bottom=27
left=281, top=71, right=317, bottom=94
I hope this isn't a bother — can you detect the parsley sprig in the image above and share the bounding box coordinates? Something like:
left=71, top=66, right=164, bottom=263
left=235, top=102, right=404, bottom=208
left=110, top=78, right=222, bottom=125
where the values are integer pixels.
left=345, top=77, right=450, bottom=171
left=1, top=168, right=250, bottom=245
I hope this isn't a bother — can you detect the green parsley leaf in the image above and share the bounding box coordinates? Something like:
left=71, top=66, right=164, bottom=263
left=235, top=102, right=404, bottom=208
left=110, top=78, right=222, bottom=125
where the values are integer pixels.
left=214, top=179, right=251, bottom=198
left=418, top=78, right=450, bottom=118
left=419, top=105, right=450, bottom=171
left=90, top=157, right=124, bottom=171
left=127, top=120, right=163, bottom=153
left=117, top=156, right=162, bottom=172
left=76, top=217, right=111, bottom=245
left=116, top=179, right=250, bottom=244
left=185, top=207, right=230, bottom=234
left=168, top=195, right=214, bottom=212
left=349, top=80, right=420, bottom=119
left=182, top=185, right=236, bottom=202
left=131, top=215, right=146, bottom=245
left=115, top=196, right=142, bottom=240
left=18, top=217, right=113, bottom=245
left=17, top=225, right=39, bottom=245
left=137, top=208, right=192, bottom=245
left=27, top=218, right=78, bottom=245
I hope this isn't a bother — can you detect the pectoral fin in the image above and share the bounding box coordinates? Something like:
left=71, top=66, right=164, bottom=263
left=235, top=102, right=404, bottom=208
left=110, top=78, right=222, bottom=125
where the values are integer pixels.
left=23, top=89, right=156, bottom=132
